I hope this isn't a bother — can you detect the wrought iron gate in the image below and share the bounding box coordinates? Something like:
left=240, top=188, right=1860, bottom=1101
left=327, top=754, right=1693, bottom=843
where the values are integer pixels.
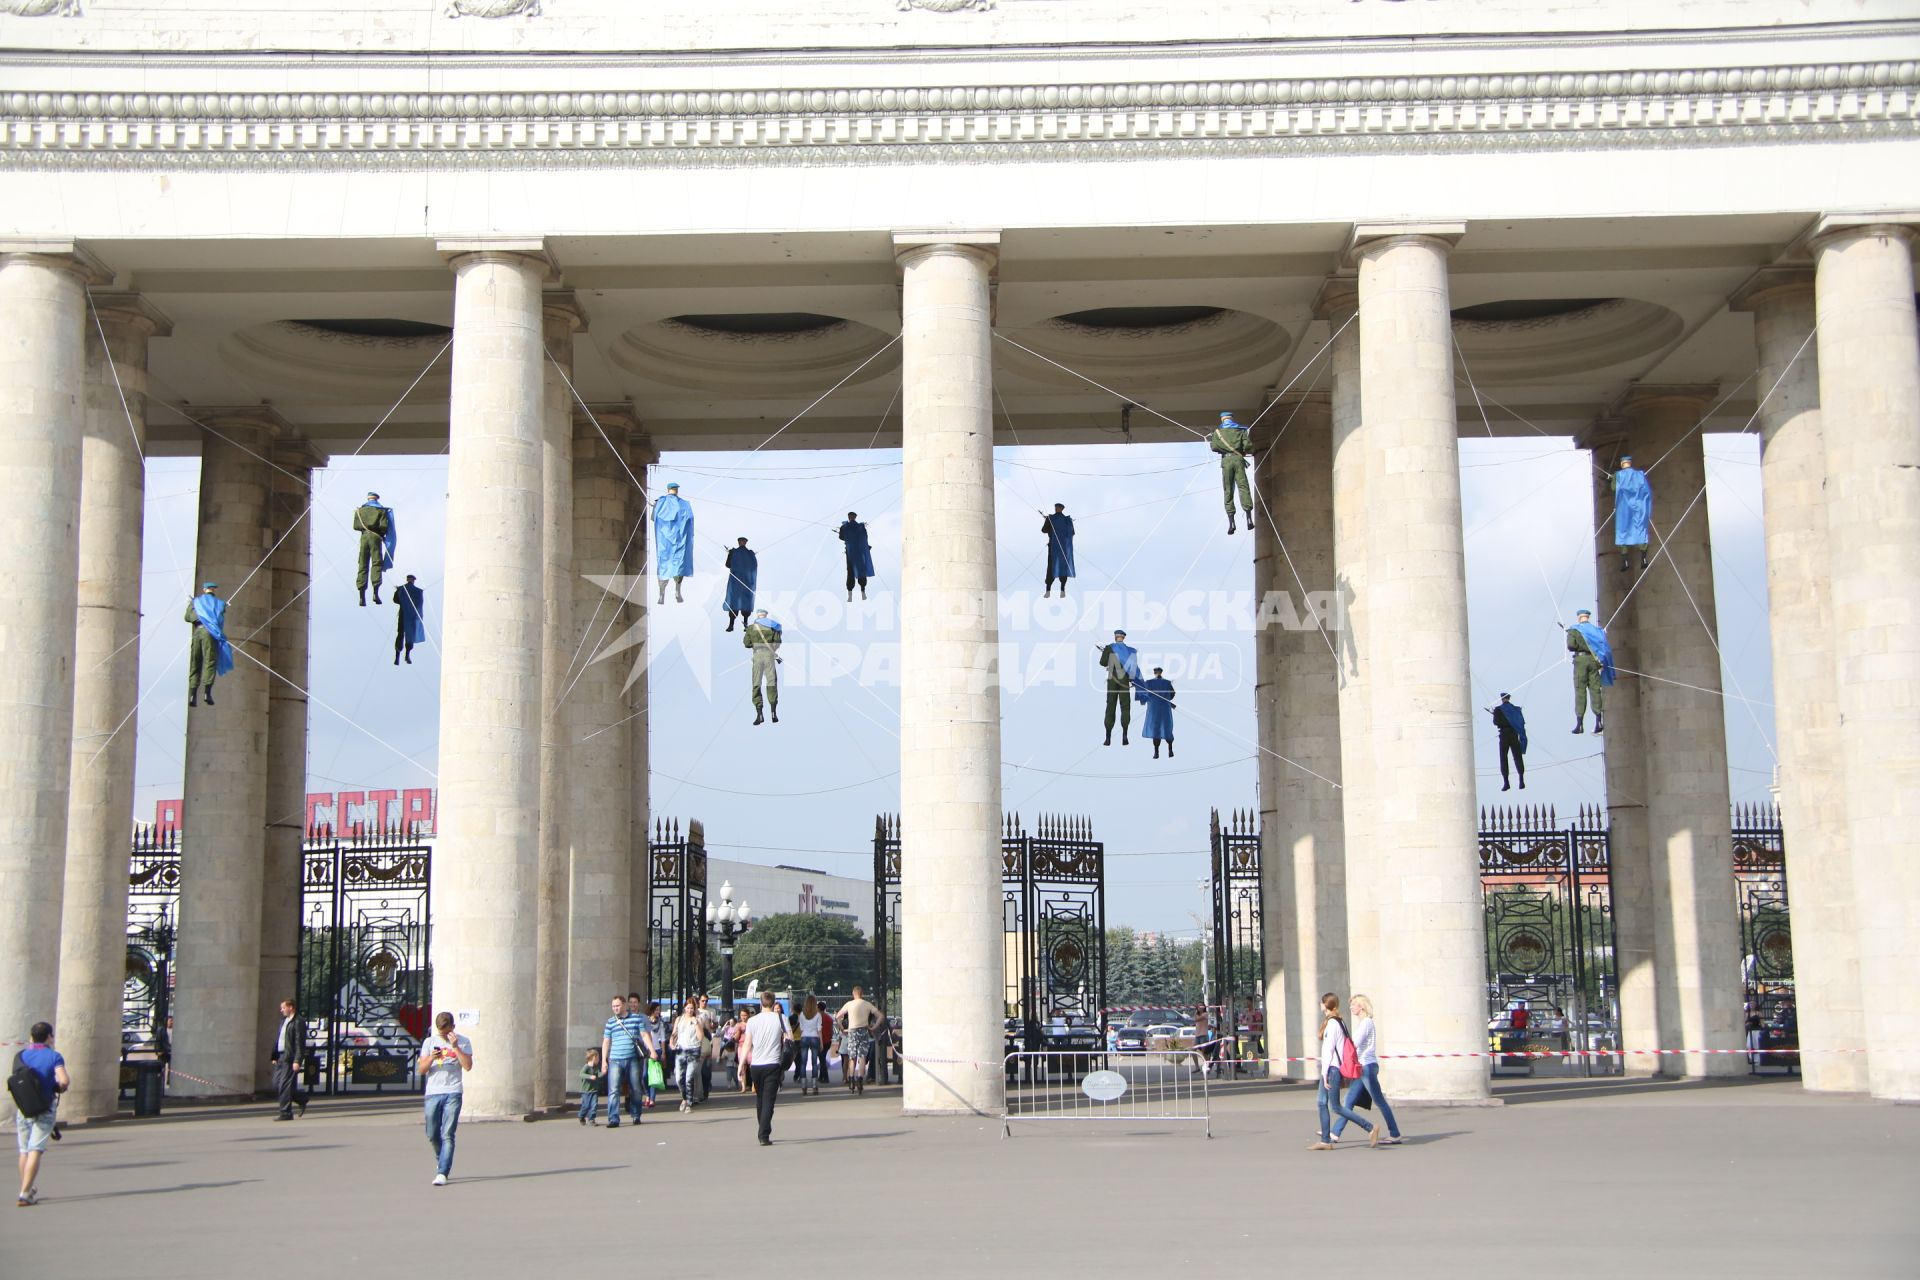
left=1732, top=803, right=1794, bottom=1018
left=647, top=817, right=708, bottom=1012
left=873, top=812, right=1106, bottom=1031
left=1479, top=805, right=1619, bottom=1075
left=1208, top=808, right=1263, bottom=1029
left=123, top=825, right=181, bottom=1060
left=298, top=825, right=432, bottom=1094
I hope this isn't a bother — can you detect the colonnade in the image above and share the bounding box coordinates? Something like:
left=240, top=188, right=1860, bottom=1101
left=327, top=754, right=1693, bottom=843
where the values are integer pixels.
left=0, top=216, right=1915, bottom=1123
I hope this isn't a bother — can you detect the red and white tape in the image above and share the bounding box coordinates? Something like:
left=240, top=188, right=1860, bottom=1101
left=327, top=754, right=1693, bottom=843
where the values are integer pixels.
left=902, top=1045, right=1857, bottom=1071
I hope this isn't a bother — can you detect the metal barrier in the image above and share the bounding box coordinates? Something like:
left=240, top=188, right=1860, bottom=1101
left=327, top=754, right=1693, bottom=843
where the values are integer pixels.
left=1003, top=1050, right=1211, bottom=1138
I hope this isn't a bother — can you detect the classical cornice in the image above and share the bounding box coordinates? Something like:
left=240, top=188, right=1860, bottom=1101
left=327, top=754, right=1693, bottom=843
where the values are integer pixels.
left=1, top=58, right=1915, bottom=169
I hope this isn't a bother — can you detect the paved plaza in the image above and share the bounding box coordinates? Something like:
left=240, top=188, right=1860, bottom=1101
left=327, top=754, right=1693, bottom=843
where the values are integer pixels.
left=9, top=1076, right=1914, bottom=1277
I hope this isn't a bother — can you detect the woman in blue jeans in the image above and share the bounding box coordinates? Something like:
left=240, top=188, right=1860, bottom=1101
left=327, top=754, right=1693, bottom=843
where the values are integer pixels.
left=1332, top=994, right=1403, bottom=1145
left=1308, top=992, right=1374, bottom=1151
left=417, top=1012, right=473, bottom=1186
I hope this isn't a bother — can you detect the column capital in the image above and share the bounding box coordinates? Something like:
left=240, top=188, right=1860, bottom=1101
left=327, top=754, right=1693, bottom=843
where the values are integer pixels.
left=572, top=399, right=639, bottom=435
left=270, top=432, right=326, bottom=474
left=1607, top=382, right=1720, bottom=421
left=1576, top=415, right=1630, bottom=455
left=1728, top=266, right=1816, bottom=314
left=542, top=288, right=589, bottom=336
left=1802, top=212, right=1920, bottom=254
left=86, top=290, right=173, bottom=338
left=191, top=404, right=292, bottom=449
left=436, top=237, right=561, bottom=282
left=0, top=239, right=112, bottom=285
left=1342, top=221, right=1466, bottom=267
left=891, top=230, right=1001, bottom=272
left=1310, top=274, right=1359, bottom=323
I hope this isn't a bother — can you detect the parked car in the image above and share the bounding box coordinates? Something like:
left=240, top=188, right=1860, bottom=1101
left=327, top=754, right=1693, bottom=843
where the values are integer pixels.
left=1114, top=1025, right=1151, bottom=1053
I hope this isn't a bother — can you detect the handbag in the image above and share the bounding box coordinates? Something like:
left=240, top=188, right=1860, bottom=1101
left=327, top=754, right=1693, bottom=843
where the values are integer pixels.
left=646, top=1057, right=664, bottom=1089
left=1338, top=1022, right=1361, bottom=1080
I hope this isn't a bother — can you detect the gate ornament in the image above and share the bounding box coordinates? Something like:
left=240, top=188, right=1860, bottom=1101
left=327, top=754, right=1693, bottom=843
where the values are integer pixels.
left=446, top=0, right=541, bottom=17
left=2, top=1, right=82, bottom=16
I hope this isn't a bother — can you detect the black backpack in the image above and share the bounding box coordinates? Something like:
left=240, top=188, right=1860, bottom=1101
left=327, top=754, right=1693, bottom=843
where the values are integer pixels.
left=8, top=1051, right=48, bottom=1119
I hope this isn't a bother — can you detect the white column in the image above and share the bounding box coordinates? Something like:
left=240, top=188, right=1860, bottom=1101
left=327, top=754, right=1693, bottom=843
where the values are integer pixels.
left=535, top=292, right=583, bottom=1111
left=256, top=439, right=317, bottom=1094
left=568, top=402, right=637, bottom=1062
left=894, top=231, right=1004, bottom=1115
left=174, top=407, right=281, bottom=1097
left=1610, top=387, right=1746, bottom=1077
left=627, top=430, right=657, bottom=994
left=431, top=241, right=550, bottom=1118
left=55, top=288, right=162, bottom=1121
left=1732, top=269, right=1865, bottom=1093
left=1811, top=217, right=1920, bottom=1101
left=1255, top=386, right=1346, bottom=1082
left=1350, top=226, right=1488, bottom=1102
left=1586, top=427, right=1662, bottom=1076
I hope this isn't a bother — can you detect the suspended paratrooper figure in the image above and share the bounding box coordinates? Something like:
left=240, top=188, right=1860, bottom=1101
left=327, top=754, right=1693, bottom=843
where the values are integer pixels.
left=1209, top=412, right=1255, bottom=535
left=724, top=537, right=758, bottom=632
left=1135, top=666, right=1176, bottom=759
left=353, top=490, right=396, bottom=606
left=743, top=609, right=783, bottom=726
left=1041, top=503, right=1075, bottom=598
left=654, top=482, right=694, bottom=605
left=185, top=582, right=234, bottom=707
left=1095, top=629, right=1142, bottom=746
left=1566, top=609, right=1616, bottom=735
left=394, top=574, right=426, bottom=666
left=838, top=511, right=873, bottom=601
left=1489, top=692, right=1527, bottom=790
left=1611, top=454, right=1652, bottom=572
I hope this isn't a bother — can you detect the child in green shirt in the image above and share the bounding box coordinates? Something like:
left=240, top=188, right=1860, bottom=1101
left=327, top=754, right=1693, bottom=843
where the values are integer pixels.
left=579, top=1048, right=604, bottom=1126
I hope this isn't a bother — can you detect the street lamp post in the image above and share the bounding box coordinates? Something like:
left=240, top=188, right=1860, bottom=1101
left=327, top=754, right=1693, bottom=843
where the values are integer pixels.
left=706, top=880, right=753, bottom=1017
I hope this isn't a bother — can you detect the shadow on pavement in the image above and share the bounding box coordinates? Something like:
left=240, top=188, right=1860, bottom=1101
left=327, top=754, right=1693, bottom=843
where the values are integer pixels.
left=770, top=1130, right=910, bottom=1144
left=88, top=1160, right=182, bottom=1171
left=455, top=1164, right=628, bottom=1183
left=51, top=1179, right=260, bottom=1202
left=1497, top=1076, right=1782, bottom=1106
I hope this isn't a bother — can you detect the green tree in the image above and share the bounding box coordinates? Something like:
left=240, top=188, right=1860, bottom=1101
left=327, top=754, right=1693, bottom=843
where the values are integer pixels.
left=731, top=912, right=870, bottom=1001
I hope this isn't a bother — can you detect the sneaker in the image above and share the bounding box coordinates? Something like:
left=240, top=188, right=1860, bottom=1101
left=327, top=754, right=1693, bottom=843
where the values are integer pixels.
left=1307, top=1142, right=1335, bottom=1152
left=18, top=1189, right=39, bottom=1207
left=431, top=1173, right=447, bottom=1187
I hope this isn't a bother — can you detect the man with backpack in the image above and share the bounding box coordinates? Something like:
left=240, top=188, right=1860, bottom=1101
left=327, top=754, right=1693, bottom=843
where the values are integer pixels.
left=12, top=1021, right=69, bottom=1207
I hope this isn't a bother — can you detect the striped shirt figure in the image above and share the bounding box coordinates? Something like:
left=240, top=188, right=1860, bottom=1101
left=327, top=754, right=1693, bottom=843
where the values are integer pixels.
left=604, top=1010, right=651, bottom=1061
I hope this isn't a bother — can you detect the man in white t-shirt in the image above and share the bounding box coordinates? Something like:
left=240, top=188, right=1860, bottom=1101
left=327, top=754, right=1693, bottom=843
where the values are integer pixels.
left=745, top=992, right=791, bottom=1146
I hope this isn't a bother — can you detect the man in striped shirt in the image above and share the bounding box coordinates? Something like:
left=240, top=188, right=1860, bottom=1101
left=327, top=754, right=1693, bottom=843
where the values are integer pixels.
left=599, top=995, right=655, bottom=1128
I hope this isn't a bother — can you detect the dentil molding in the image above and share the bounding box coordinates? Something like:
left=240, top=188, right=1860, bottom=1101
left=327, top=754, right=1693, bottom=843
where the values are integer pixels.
left=0, top=59, right=1913, bottom=170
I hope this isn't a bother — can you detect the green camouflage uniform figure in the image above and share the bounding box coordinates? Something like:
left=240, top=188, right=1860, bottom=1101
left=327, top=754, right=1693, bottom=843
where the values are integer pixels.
left=1210, top=412, right=1255, bottom=534
left=1097, top=630, right=1139, bottom=746
left=185, top=583, right=227, bottom=707
left=1567, top=610, right=1607, bottom=735
left=744, top=610, right=783, bottom=726
left=352, top=492, right=392, bottom=606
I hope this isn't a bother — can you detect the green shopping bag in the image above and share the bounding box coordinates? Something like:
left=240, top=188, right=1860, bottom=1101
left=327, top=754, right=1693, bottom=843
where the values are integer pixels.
left=646, top=1057, right=665, bottom=1090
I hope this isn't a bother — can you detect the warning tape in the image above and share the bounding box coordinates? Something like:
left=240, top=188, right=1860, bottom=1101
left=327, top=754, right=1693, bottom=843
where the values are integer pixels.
left=904, top=1046, right=1859, bottom=1071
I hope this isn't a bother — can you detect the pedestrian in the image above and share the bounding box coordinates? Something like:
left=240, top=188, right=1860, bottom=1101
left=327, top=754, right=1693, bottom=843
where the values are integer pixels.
left=639, top=996, right=663, bottom=1110
left=418, top=1012, right=472, bottom=1186
left=579, top=1048, right=604, bottom=1125
left=835, top=986, right=880, bottom=1096
left=600, top=995, right=654, bottom=1128
left=794, top=996, right=826, bottom=1095
left=12, top=1021, right=69, bottom=1207
left=1308, top=993, right=1375, bottom=1151
left=670, top=998, right=708, bottom=1112
left=1193, top=1005, right=1215, bottom=1076
left=697, top=997, right=718, bottom=1100
left=727, top=1008, right=753, bottom=1093
left=746, top=992, right=792, bottom=1146
left=1331, top=995, right=1402, bottom=1146
left=268, top=997, right=309, bottom=1121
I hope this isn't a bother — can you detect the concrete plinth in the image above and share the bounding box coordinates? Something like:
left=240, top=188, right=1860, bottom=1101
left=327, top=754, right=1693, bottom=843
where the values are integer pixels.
left=1254, top=389, right=1346, bottom=1083
left=1733, top=270, right=1865, bottom=1094
left=894, top=231, right=1005, bottom=1115
left=256, top=441, right=316, bottom=1093
left=174, top=408, right=281, bottom=1098
left=54, top=288, right=162, bottom=1121
left=535, top=293, right=583, bottom=1111
left=1608, top=388, right=1745, bottom=1078
left=567, top=401, right=637, bottom=1063
left=1351, top=228, right=1488, bottom=1102
left=1811, top=220, right=1920, bottom=1101
left=432, top=243, right=551, bottom=1118
left=1588, top=432, right=1662, bottom=1077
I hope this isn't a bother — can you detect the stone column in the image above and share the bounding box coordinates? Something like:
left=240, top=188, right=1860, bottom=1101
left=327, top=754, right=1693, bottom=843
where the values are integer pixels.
left=1350, top=226, right=1488, bottom=1102
left=55, top=289, right=165, bottom=1121
left=535, top=292, right=584, bottom=1111
left=568, top=402, right=638, bottom=1063
left=1731, top=269, right=1864, bottom=1093
left=1607, top=386, right=1745, bottom=1077
left=1811, top=217, right=1920, bottom=1101
left=1255, top=386, right=1346, bottom=1082
left=432, top=240, right=551, bottom=1118
left=893, top=231, right=1004, bottom=1115
left=626, top=430, right=657, bottom=995
left=1320, top=279, right=1379, bottom=1045
left=174, top=407, right=282, bottom=1097
left=0, top=243, right=99, bottom=1065
left=256, top=438, right=318, bottom=1094
left=1585, top=425, right=1662, bottom=1077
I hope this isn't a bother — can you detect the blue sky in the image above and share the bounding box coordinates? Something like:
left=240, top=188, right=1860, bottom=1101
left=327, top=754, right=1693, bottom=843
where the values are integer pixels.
left=132, top=426, right=1775, bottom=937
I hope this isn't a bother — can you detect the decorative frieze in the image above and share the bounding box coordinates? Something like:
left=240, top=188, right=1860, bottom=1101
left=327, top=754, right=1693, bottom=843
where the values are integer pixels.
left=0, top=59, right=1913, bottom=168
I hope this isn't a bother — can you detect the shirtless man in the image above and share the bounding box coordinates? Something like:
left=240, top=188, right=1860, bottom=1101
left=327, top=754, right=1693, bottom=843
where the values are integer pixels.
left=834, top=986, right=881, bottom=1096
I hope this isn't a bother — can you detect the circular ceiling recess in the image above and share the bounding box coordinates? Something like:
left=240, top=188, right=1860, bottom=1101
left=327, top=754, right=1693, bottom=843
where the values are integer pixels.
left=1449, top=298, right=1683, bottom=382
left=1000, top=305, right=1289, bottom=390
left=218, top=319, right=454, bottom=402
left=608, top=313, right=898, bottom=395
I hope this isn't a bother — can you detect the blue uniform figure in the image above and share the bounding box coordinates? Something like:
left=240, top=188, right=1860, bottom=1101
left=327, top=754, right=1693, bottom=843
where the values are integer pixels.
left=394, top=575, right=426, bottom=665
left=1611, top=455, right=1652, bottom=572
left=1135, top=667, right=1176, bottom=759
left=1042, top=504, right=1076, bottom=597
left=654, top=482, right=694, bottom=604
left=838, top=512, right=874, bottom=600
left=1490, top=693, right=1527, bottom=790
left=723, top=538, right=758, bottom=631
